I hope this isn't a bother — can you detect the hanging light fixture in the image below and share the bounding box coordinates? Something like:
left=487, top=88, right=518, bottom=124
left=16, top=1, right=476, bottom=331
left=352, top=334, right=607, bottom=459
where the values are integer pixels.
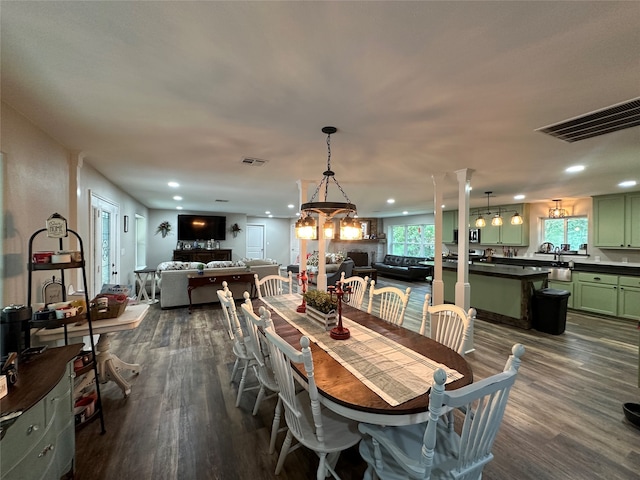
left=475, top=191, right=493, bottom=228
left=510, top=211, right=524, bottom=225
left=296, top=126, right=361, bottom=240
left=491, top=208, right=504, bottom=227
left=548, top=199, right=566, bottom=218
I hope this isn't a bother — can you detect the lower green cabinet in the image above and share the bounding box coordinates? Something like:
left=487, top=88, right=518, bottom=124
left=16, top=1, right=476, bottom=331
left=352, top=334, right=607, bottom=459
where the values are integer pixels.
left=618, top=276, right=640, bottom=321
left=574, top=273, right=619, bottom=317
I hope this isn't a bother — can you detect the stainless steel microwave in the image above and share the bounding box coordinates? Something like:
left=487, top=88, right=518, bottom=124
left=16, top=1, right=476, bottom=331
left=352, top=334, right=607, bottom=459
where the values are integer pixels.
left=453, top=229, right=481, bottom=244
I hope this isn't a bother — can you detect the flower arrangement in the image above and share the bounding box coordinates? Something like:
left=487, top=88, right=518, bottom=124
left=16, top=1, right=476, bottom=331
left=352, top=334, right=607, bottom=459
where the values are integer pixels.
left=303, top=290, right=337, bottom=314
left=230, top=223, right=242, bottom=237
left=156, top=221, right=172, bottom=238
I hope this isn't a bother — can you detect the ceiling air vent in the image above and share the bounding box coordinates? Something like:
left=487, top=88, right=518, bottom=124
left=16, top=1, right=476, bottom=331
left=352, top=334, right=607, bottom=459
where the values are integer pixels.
left=536, top=97, right=640, bottom=143
left=215, top=199, right=229, bottom=203
left=241, top=157, right=268, bottom=166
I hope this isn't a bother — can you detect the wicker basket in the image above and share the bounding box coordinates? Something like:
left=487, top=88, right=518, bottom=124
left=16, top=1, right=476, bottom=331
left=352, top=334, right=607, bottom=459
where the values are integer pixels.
left=90, top=294, right=128, bottom=320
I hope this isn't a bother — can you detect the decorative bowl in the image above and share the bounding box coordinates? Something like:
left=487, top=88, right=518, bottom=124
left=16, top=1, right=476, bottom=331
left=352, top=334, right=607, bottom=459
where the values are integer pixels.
left=623, top=403, right=640, bottom=428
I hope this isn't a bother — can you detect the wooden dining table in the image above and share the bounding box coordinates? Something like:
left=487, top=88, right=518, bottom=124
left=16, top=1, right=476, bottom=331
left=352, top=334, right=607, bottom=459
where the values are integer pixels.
left=255, top=297, right=473, bottom=426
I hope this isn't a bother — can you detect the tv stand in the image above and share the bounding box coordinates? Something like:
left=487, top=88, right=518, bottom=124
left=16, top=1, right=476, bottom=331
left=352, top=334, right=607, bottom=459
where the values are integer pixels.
left=173, top=249, right=232, bottom=263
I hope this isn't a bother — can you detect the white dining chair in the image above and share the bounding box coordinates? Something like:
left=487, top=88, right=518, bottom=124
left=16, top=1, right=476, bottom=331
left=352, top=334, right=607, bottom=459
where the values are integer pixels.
left=217, top=287, right=258, bottom=407
left=419, top=293, right=475, bottom=355
left=339, top=272, right=369, bottom=310
left=255, top=271, right=293, bottom=298
left=367, top=280, right=411, bottom=326
left=359, top=343, right=526, bottom=480
left=240, top=298, right=286, bottom=454
left=216, top=281, right=236, bottom=340
left=263, top=326, right=361, bottom=479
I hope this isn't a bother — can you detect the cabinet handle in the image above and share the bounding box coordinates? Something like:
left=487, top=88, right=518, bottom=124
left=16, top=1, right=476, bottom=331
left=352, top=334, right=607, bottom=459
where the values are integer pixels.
left=26, top=424, right=39, bottom=435
left=38, top=444, right=54, bottom=457
left=593, top=277, right=601, bottom=281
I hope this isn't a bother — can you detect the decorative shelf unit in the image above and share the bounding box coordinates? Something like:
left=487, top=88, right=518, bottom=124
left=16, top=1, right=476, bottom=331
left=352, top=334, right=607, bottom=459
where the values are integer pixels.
left=173, top=249, right=232, bottom=263
left=27, top=226, right=106, bottom=434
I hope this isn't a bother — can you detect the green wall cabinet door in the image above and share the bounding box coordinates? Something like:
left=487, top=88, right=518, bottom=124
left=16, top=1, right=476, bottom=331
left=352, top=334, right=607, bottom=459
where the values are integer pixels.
left=618, top=276, right=640, bottom=321
left=593, top=192, right=640, bottom=248
left=442, top=210, right=458, bottom=244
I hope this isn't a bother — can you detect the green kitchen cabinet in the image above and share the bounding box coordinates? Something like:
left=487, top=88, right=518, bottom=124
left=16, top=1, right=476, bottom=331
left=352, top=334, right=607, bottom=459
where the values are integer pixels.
left=548, top=279, right=574, bottom=309
left=442, top=210, right=458, bottom=244
left=574, top=272, right=618, bottom=316
left=618, top=276, right=640, bottom=321
left=593, top=192, right=640, bottom=248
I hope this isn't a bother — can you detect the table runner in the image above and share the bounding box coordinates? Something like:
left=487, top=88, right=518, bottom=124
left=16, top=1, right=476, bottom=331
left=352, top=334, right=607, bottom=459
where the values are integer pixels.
left=263, top=294, right=463, bottom=406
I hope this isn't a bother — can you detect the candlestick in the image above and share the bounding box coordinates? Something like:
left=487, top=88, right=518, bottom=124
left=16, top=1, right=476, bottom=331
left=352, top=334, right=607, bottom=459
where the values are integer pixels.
left=327, top=281, right=352, bottom=340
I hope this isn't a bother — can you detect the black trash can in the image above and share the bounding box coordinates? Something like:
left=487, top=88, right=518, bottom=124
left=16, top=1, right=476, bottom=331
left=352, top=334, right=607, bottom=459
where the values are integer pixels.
left=532, top=288, right=570, bottom=335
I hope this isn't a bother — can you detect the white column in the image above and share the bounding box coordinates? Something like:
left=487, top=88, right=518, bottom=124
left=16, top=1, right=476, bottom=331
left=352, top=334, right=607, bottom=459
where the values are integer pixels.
left=431, top=173, right=446, bottom=305
left=454, top=169, right=473, bottom=311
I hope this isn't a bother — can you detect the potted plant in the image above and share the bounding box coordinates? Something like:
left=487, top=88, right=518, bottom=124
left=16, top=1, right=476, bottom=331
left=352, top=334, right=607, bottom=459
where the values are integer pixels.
left=156, top=221, right=172, bottom=238
left=230, top=223, right=242, bottom=238
left=196, top=263, right=205, bottom=275
left=303, top=290, right=338, bottom=329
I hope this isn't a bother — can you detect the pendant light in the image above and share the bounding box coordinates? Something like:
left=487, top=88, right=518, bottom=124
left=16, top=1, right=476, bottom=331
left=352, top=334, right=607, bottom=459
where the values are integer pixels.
left=548, top=199, right=566, bottom=218
left=296, top=126, right=361, bottom=240
left=475, top=192, right=493, bottom=228
left=510, top=211, right=524, bottom=225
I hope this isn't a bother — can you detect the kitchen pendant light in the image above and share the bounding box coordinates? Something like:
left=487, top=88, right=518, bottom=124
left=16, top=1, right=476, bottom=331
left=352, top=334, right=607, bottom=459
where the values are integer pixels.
left=296, top=126, right=360, bottom=240
left=510, top=211, right=524, bottom=225
left=548, top=199, right=566, bottom=218
left=491, top=212, right=503, bottom=227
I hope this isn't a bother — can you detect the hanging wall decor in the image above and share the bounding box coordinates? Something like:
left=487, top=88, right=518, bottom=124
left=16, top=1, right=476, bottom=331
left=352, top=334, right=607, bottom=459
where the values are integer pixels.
left=156, top=221, right=172, bottom=238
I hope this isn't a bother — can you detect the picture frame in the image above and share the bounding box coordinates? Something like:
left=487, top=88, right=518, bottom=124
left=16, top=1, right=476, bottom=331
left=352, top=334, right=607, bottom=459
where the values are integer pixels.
left=124, top=215, right=129, bottom=233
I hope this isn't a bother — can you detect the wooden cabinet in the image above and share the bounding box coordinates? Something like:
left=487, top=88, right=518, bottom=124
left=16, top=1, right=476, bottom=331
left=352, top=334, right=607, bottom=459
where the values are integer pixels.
left=618, top=276, right=640, bottom=321
left=478, top=204, right=529, bottom=246
left=173, top=249, right=232, bottom=262
left=0, top=346, right=80, bottom=480
left=442, top=210, right=457, bottom=244
left=574, top=272, right=619, bottom=317
left=593, top=192, right=640, bottom=248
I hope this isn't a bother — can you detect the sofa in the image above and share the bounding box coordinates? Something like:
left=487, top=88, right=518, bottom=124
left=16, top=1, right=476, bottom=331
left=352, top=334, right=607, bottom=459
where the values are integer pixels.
left=157, top=259, right=280, bottom=308
left=287, top=257, right=355, bottom=288
left=371, top=255, right=433, bottom=281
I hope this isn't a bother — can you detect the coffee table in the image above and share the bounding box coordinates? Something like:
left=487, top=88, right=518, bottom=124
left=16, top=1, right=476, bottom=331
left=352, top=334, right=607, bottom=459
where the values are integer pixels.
left=353, top=266, right=377, bottom=282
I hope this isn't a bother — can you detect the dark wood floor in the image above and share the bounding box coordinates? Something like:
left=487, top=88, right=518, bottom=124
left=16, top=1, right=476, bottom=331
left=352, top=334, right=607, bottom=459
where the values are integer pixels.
left=75, top=277, right=640, bottom=479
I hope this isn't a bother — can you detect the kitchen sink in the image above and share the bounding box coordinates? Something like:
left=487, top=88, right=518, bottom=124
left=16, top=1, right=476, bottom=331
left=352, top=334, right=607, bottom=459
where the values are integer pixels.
left=548, top=267, right=572, bottom=282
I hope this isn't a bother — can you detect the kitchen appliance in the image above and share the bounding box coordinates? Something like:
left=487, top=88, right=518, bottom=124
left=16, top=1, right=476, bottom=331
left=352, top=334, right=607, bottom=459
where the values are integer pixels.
left=453, top=229, right=481, bottom=244
left=1, top=304, right=32, bottom=357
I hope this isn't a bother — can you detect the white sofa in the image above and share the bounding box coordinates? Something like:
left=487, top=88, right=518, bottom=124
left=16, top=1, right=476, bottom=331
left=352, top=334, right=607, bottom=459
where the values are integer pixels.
left=157, top=260, right=280, bottom=309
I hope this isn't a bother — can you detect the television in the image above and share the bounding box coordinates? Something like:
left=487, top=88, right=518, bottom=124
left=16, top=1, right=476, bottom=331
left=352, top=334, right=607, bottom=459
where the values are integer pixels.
left=178, top=214, right=226, bottom=241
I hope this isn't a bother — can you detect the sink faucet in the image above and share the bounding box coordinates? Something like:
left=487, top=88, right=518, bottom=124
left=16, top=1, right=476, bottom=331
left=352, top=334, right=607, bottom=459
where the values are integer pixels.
left=553, top=247, right=563, bottom=264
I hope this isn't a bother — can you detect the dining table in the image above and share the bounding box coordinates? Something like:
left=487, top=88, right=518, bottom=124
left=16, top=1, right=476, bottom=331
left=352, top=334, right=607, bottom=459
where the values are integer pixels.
left=255, top=294, right=473, bottom=426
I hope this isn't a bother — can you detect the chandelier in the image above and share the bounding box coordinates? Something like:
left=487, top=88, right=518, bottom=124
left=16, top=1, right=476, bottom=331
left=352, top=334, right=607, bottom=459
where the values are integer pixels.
left=548, top=199, right=566, bottom=218
left=295, top=127, right=361, bottom=240
left=475, top=191, right=524, bottom=227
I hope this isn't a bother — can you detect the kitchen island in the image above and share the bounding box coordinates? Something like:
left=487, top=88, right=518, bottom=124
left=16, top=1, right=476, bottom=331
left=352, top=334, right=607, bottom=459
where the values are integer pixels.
left=442, top=262, right=549, bottom=329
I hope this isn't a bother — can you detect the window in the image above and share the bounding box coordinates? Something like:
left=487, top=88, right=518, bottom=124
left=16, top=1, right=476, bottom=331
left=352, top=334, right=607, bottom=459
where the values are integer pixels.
left=135, top=215, right=147, bottom=269
left=542, top=216, right=588, bottom=250
left=389, top=224, right=435, bottom=257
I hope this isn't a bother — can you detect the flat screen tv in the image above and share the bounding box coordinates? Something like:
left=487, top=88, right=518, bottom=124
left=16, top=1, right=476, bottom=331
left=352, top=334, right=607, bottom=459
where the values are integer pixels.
left=178, top=214, right=226, bottom=241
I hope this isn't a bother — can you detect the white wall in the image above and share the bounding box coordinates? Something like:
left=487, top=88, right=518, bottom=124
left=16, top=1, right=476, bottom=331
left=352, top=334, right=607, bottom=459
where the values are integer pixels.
left=1, top=102, right=148, bottom=304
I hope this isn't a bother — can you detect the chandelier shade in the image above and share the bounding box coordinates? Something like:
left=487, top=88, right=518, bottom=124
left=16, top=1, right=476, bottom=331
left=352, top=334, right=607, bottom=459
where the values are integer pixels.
left=548, top=199, right=566, bottom=218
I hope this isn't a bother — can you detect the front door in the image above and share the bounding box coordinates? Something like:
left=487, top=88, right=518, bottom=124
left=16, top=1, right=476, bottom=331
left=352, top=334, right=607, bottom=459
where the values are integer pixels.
left=90, top=193, right=120, bottom=296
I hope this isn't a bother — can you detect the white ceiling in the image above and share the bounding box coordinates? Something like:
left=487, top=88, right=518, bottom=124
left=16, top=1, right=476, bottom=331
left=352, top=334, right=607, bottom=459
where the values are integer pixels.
left=2, top=1, right=639, bottom=218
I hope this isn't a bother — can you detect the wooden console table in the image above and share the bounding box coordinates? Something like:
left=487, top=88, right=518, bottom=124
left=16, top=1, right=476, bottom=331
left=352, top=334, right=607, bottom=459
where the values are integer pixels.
left=173, top=249, right=232, bottom=263
left=187, top=272, right=256, bottom=312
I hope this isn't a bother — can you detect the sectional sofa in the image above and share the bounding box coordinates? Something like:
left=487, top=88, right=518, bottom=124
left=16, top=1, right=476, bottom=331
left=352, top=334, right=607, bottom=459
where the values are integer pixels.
left=157, top=259, right=280, bottom=308
left=371, top=255, right=433, bottom=281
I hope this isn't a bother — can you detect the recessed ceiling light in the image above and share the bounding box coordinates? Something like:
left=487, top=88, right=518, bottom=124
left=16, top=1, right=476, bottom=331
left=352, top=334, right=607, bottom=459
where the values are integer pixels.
left=514, top=194, right=525, bottom=200
left=441, top=204, right=445, bottom=209
left=402, top=211, right=409, bottom=215
left=565, top=165, right=585, bottom=173
left=268, top=214, right=273, bottom=218
left=265, top=211, right=271, bottom=215
left=296, top=212, right=300, bottom=217
left=387, top=199, right=395, bottom=204
left=287, top=204, right=294, bottom=209
left=173, top=195, right=182, bottom=201
left=619, top=180, right=637, bottom=188
left=168, top=181, right=180, bottom=188
left=176, top=206, right=183, bottom=210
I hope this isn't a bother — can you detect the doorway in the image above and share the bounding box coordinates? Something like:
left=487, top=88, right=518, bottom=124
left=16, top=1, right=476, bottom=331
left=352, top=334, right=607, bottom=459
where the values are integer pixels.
left=90, top=193, right=120, bottom=296
left=246, top=224, right=265, bottom=259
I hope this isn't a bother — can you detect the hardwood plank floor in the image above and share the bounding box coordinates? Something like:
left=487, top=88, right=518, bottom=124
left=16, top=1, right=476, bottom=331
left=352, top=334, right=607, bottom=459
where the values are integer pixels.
left=75, top=277, right=640, bottom=479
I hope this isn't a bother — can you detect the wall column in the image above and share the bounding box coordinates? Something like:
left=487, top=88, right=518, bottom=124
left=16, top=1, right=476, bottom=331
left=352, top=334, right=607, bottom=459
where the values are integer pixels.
left=454, top=168, right=474, bottom=353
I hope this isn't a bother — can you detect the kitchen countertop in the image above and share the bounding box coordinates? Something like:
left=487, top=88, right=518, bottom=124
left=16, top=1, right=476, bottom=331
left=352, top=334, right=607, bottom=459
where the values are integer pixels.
left=442, top=261, right=550, bottom=278
left=474, top=257, right=639, bottom=276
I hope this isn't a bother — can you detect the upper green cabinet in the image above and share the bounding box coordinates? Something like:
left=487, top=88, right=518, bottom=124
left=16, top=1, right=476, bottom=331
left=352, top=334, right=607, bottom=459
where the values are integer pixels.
left=593, top=192, right=640, bottom=248
left=442, top=210, right=458, bottom=243
left=477, top=203, right=529, bottom=246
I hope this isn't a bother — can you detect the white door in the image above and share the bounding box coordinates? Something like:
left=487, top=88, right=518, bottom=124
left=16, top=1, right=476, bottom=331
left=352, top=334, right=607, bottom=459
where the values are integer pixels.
left=90, top=193, right=120, bottom=296
left=246, top=224, right=265, bottom=259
